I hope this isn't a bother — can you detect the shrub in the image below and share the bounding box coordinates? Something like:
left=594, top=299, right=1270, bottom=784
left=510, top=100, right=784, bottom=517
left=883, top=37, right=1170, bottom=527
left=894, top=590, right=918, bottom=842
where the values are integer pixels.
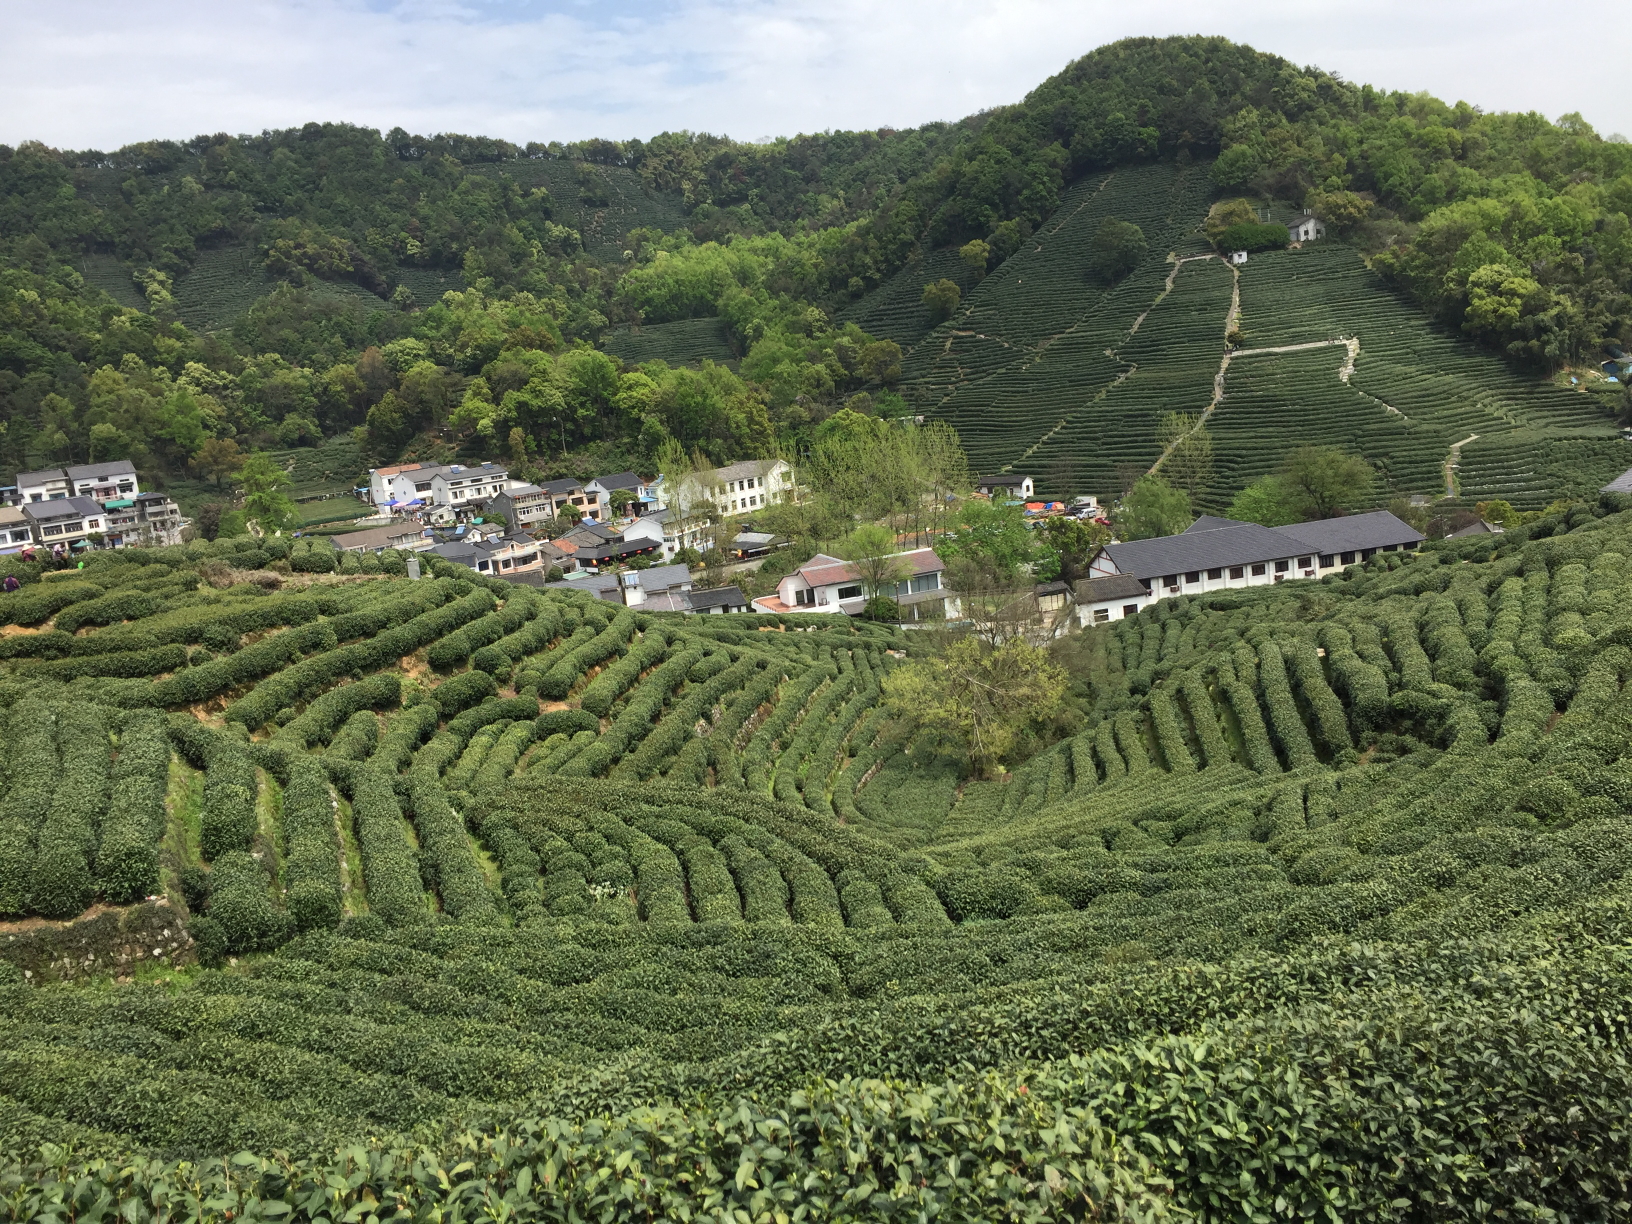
left=281, top=756, right=343, bottom=931
left=96, top=710, right=169, bottom=904
left=206, top=850, right=292, bottom=952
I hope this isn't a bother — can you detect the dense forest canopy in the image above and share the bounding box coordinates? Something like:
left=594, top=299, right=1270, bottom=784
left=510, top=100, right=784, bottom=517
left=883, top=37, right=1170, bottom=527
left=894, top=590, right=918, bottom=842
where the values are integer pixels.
left=0, top=35, right=1628, bottom=489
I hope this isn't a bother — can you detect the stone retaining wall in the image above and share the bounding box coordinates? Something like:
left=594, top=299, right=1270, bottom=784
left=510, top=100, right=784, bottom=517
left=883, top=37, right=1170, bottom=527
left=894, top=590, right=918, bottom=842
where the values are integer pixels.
left=0, top=899, right=194, bottom=982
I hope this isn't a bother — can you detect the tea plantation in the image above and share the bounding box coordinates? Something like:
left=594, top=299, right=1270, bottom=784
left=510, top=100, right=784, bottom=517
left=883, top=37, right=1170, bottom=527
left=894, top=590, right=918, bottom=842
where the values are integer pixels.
left=3, top=499, right=1632, bottom=1216
left=892, top=165, right=1624, bottom=502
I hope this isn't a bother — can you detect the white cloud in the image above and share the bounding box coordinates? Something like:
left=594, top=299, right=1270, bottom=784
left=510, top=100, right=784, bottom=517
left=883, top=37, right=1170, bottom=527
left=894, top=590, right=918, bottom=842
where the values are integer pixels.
left=0, top=0, right=1626, bottom=151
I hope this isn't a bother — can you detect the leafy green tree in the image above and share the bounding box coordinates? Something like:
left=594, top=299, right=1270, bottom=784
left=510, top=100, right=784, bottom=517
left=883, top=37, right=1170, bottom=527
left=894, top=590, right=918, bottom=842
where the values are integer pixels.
left=1035, top=515, right=1109, bottom=584
left=1216, top=222, right=1289, bottom=253
left=1114, top=475, right=1192, bottom=540
left=841, top=524, right=910, bottom=600
left=883, top=637, right=1068, bottom=778
left=192, top=437, right=245, bottom=490
left=922, top=279, right=961, bottom=322
left=1156, top=412, right=1213, bottom=497
left=1086, top=219, right=1147, bottom=282
left=1280, top=446, right=1374, bottom=519
left=236, top=452, right=296, bottom=533
left=936, top=499, right=1034, bottom=575
left=959, top=239, right=991, bottom=275
left=1226, top=476, right=1300, bottom=526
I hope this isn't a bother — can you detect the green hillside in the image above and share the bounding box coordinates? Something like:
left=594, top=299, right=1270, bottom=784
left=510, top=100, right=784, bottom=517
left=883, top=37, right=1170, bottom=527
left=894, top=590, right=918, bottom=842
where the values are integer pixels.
left=3, top=500, right=1632, bottom=1213
left=882, top=165, right=1624, bottom=501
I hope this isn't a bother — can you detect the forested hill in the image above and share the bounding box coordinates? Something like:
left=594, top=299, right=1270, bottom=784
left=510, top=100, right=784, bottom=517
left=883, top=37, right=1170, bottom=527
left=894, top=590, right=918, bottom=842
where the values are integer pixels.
left=0, top=34, right=1629, bottom=501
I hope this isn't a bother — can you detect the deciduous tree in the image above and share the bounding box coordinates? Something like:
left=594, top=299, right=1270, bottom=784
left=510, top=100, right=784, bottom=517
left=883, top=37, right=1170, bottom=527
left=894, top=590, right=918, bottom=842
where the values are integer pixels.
left=884, top=636, right=1067, bottom=778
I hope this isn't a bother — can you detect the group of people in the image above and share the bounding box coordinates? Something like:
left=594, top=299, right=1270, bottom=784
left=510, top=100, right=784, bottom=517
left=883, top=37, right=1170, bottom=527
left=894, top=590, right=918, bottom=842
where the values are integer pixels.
left=2, top=542, right=85, bottom=592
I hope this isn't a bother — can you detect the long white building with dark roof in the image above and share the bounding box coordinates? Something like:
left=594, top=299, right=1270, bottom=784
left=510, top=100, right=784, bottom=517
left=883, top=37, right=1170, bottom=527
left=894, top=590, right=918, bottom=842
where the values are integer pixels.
left=1080, top=510, right=1423, bottom=625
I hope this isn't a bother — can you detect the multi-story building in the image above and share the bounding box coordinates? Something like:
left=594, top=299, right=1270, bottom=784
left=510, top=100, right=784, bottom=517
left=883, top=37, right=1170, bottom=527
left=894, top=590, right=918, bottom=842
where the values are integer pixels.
left=485, top=483, right=554, bottom=529
left=586, top=471, right=661, bottom=514
left=535, top=477, right=604, bottom=519
left=14, top=468, right=73, bottom=503
left=23, top=496, right=110, bottom=550
left=66, top=460, right=140, bottom=501
left=372, top=462, right=509, bottom=510
left=101, top=492, right=184, bottom=548
left=0, top=506, right=32, bottom=552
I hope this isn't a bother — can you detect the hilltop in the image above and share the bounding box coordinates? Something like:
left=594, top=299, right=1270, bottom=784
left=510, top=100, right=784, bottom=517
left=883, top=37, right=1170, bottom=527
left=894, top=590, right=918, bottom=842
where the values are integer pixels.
left=1, top=35, right=1629, bottom=516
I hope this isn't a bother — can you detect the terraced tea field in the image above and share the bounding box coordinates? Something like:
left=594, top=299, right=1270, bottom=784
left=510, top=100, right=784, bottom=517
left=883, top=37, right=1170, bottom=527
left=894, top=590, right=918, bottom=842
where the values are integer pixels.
left=78, top=253, right=147, bottom=311
left=469, top=159, right=689, bottom=260
left=895, top=168, right=1620, bottom=505
left=7, top=507, right=1632, bottom=1218
left=602, top=316, right=737, bottom=366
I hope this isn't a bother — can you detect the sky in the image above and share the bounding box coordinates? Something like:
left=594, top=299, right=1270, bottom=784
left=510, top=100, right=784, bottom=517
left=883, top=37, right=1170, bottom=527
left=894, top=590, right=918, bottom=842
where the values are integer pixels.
left=1, top=0, right=1628, bottom=152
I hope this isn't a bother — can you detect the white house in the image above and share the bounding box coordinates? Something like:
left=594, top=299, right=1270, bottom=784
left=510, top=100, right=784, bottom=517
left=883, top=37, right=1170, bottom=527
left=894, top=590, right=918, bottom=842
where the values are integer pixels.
left=429, top=463, right=509, bottom=509
left=14, top=468, right=73, bottom=503
left=1228, top=250, right=1249, bottom=266
left=1289, top=213, right=1326, bottom=242
left=101, top=492, right=183, bottom=548
left=1074, top=573, right=1153, bottom=626
left=368, top=463, right=423, bottom=506
left=66, top=460, right=139, bottom=501
left=752, top=547, right=953, bottom=622
left=975, top=474, right=1035, bottom=500
left=373, top=462, right=509, bottom=510
left=1080, top=511, right=1423, bottom=627
left=0, top=506, right=33, bottom=552
left=23, top=496, right=108, bottom=549
left=586, top=471, right=661, bottom=514
left=702, top=458, right=795, bottom=516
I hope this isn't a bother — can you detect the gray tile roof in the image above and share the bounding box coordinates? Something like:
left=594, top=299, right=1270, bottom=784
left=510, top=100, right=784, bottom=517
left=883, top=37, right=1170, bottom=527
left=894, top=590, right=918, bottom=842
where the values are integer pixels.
left=23, top=496, right=102, bottom=522
left=1273, top=511, right=1423, bottom=555
left=1100, top=523, right=1300, bottom=580
left=1603, top=466, right=1632, bottom=494
left=688, top=586, right=748, bottom=610
left=538, top=477, right=584, bottom=495
left=592, top=471, right=644, bottom=490
left=15, top=468, right=65, bottom=486
left=1075, top=573, right=1149, bottom=603
left=65, top=460, right=137, bottom=480
left=1184, top=515, right=1252, bottom=533
left=710, top=459, right=780, bottom=485
left=1100, top=511, right=1421, bottom=581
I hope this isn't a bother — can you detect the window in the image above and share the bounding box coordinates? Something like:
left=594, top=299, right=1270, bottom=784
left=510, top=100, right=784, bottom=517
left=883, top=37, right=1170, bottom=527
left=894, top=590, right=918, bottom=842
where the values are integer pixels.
left=1250, top=563, right=1266, bottom=577
left=1274, top=559, right=1289, bottom=573
left=415, top=482, right=432, bottom=492
left=1229, top=566, right=1244, bottom=580
left=1094, top=608, right=1110, bottom=624
left=87, top=519, right=100, bottom=529
left=1319, top=554, right=1335, bottom=568
left=794, top=588, right=812, bottom=606
left=1381, top=544, right=1397, bottom=553
left=837, top=584, right=863, bottom=600
left=1360, top=549, right=1374, bottom=561
left=1340, top=551, right=1355, bottom=565
left=1185, top=571, right=1200, bottom=584
left=1297, top=555, right=1312, bottom=568
left=1207, top=568, right=1223, bottom=580
left=1122, top=604, right=1139, bottom=617
left=910, top=573, right=939, bottom=593
left=1162, top=574, right=1177, bottom=587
